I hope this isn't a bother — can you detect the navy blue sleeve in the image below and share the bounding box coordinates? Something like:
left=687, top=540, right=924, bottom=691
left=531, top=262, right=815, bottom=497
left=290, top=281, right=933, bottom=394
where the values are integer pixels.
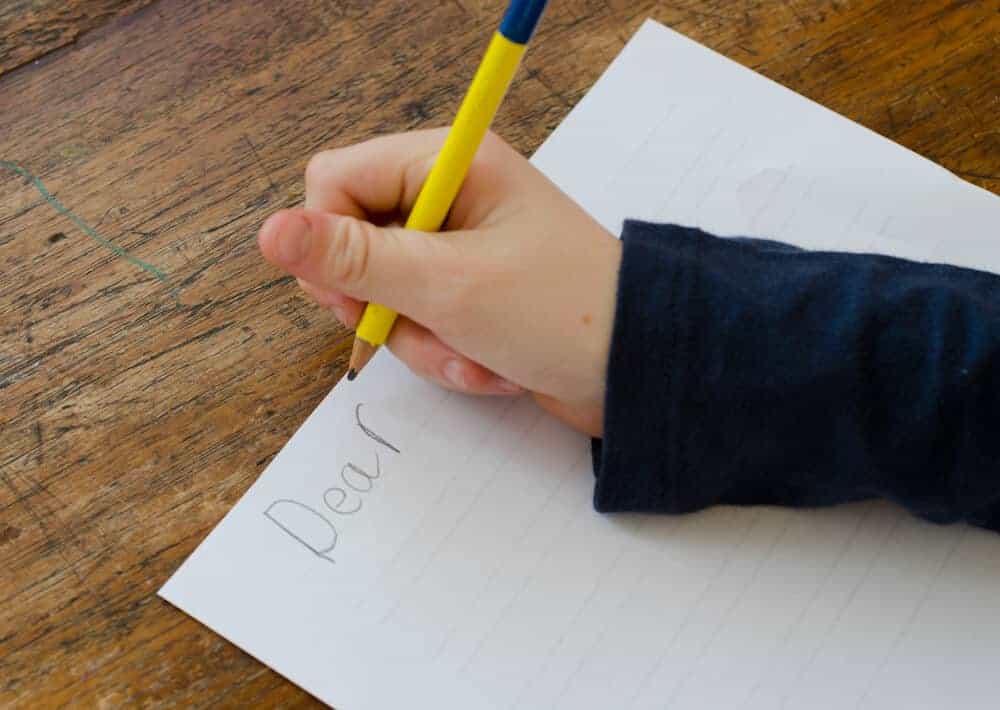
left=593, top=220, right=1000, bottom=532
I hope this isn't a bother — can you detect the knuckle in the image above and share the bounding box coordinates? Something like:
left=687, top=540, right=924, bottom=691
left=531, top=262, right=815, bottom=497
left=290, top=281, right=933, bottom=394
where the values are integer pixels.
left=304, top=149, right=342, bottom=190
left=328, top=218, right=372, bottom=287
left=480, top=130, right=512, bottom=160
left=482, top=129, right=502, bottom=149
left=477, top=132, right=501, bottom=164
left=305, top=146, right=356, bottom=192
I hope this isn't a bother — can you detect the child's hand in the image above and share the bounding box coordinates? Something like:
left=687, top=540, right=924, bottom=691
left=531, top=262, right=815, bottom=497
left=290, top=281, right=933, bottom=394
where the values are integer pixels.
left=258, top=129, right=621, bottom=436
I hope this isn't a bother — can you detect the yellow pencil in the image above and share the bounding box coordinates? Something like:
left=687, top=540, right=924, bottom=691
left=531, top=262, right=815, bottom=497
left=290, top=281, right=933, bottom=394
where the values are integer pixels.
left=347, top=0, right=550, bottom=381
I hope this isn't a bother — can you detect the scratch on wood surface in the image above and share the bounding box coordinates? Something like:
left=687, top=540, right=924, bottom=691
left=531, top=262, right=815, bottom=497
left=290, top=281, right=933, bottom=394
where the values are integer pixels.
left=0, top=160, right=176, bottom=296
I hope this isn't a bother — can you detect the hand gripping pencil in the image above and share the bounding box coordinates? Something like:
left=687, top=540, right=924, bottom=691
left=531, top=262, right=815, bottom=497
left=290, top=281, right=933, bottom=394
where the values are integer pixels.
left=347, top=0, right=550, bottom=381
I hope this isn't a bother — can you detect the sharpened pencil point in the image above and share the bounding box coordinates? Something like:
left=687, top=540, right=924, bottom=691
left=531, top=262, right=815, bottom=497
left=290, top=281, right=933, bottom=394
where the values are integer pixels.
left=348, top=337, right=378, bottom=380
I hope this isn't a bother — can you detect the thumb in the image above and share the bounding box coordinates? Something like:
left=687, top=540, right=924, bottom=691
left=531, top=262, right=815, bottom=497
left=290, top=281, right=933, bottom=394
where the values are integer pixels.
left=258, top=208, right=456, bottom=320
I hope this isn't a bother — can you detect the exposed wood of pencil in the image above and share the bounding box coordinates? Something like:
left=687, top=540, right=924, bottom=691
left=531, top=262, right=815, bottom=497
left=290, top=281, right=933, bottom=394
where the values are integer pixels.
left=347, top=336, right=378, bottom=381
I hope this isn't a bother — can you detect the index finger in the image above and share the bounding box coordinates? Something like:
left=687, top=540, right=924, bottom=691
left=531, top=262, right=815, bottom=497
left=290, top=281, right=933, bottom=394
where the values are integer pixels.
left=303, top=129, right=520, bottom=227
left=303, top=129, right=448, bottom=218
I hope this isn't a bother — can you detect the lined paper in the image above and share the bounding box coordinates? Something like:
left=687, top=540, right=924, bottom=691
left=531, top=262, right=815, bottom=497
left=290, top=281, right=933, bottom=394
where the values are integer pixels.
left=160, top=20, right=1000, bottom=709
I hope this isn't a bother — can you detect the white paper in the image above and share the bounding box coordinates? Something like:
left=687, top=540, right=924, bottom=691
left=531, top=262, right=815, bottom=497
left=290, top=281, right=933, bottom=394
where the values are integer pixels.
left=161, top=20, right=1000, bottom=709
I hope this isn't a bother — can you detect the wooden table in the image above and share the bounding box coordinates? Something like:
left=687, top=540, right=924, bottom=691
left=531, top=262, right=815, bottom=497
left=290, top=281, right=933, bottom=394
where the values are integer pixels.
left=1, top=0, right=997, bottom=705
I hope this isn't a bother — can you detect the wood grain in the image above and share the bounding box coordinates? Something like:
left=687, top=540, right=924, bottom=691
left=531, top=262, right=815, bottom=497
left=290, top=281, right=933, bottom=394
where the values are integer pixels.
left=1, top=0, right=997, bottom=706
left=0, top=0, right=155, bottom=75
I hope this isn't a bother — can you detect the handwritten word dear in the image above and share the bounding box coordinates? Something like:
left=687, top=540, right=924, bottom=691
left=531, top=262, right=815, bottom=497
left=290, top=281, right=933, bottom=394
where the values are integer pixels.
left=263, top=403, right=398, bottom=563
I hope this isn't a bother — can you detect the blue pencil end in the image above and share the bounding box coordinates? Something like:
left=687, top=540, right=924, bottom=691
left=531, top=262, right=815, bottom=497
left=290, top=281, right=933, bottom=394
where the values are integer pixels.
left=499, top=0, right=550, bottom=45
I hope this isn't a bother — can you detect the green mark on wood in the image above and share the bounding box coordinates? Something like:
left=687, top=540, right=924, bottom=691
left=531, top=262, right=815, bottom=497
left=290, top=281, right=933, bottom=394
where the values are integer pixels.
left=0, top=159, right=173, bottom=290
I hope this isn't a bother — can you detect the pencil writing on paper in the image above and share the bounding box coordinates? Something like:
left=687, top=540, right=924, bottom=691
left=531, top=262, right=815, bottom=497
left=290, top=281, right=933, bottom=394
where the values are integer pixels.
left=263, top=403, right=396, bottom=563
left=356, top=403, right=401, bottom=453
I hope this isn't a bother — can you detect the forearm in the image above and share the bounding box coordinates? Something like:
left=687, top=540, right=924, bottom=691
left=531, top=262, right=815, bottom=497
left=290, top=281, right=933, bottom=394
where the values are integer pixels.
left=594, top=221, right=1000, bottom=531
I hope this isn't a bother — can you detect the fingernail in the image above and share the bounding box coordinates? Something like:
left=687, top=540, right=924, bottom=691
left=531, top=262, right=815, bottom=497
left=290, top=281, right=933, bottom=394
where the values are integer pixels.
left=443, top=360, right=465, bottom=388
left=278, top=216, right=311, bottom=264
left=331, top=305, right=347, bottom=323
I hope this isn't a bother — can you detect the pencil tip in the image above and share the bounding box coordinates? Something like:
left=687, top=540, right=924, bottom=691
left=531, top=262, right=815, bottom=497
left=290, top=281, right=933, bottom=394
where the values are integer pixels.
left=348, top=337, right=377, bottom=380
